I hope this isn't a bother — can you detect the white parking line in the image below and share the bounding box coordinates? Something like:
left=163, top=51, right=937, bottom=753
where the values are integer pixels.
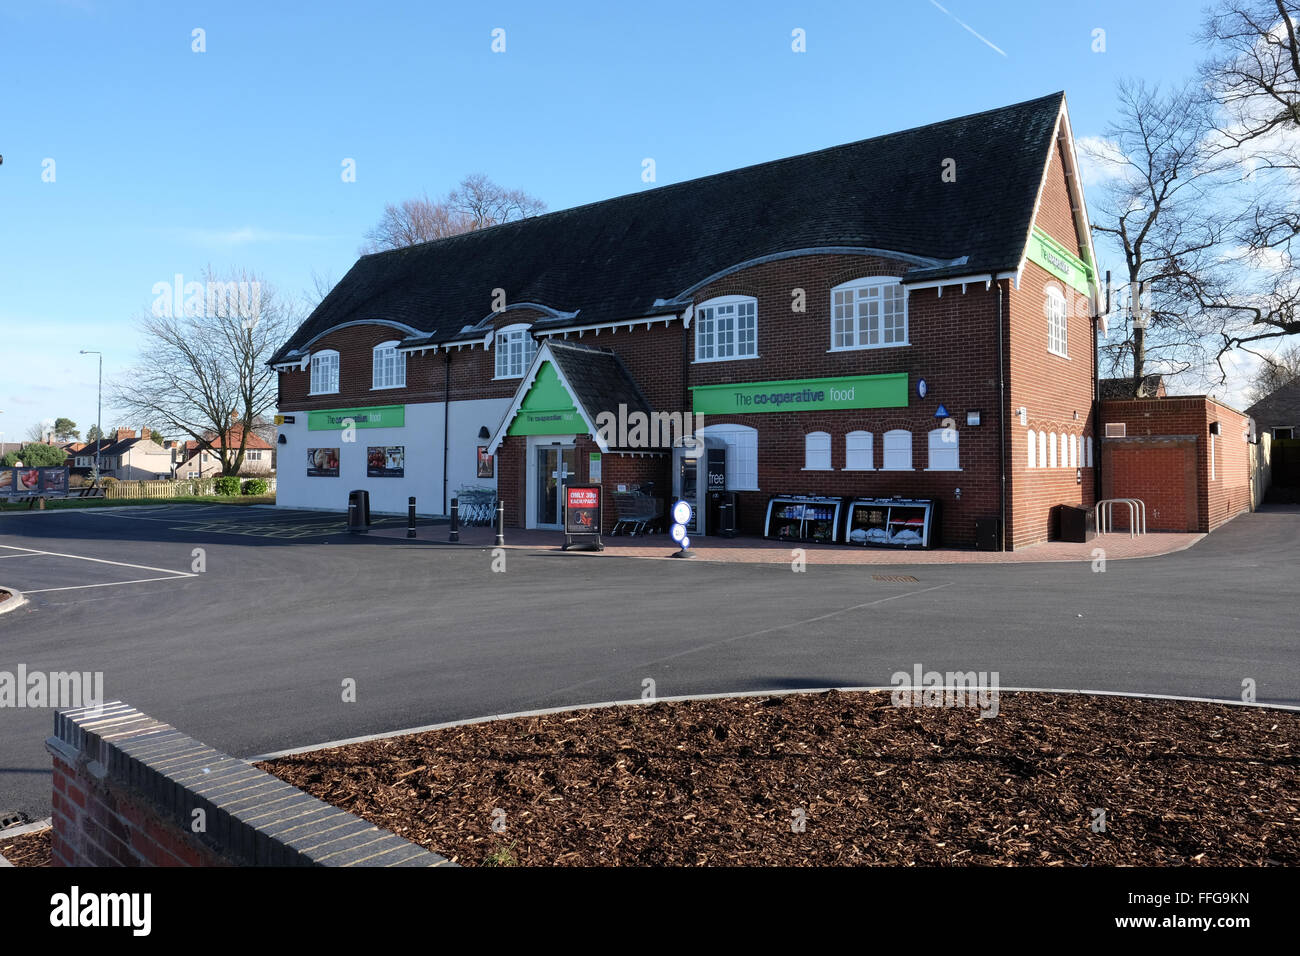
left=23, top=575, right=193, bottom=594
left=0, top=544, right=195, bottom=577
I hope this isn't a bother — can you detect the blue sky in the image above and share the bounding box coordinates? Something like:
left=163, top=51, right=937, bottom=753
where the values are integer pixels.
left=0, top=0, right=1222, bottom=441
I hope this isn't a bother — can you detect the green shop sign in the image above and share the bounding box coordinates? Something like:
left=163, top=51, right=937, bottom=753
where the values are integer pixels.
left=691, top=373, right=908, bottom=415
left=308, top=404, right=405, bottom=431
left=507, top=362, right=585, bottom=436
left=1027, top=227, right=1093, bottom=297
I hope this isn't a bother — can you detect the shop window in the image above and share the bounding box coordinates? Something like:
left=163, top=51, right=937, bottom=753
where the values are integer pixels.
left=882, top=429, right=912, bottom=471
left=494, top=326, right=537, bottom=379
left=845, top=431, right=874, bottom=470
left=1027, top=429, right=1037, bottom=468
left=697, top=423, right=758, bottom=490
left=804, top=431, right=831, bottom=470
left=830, top=278, right=907, bottom=350
left=372, top=340, right=406, bottom=389
left=927, top=427, right=960, bottom=471
left=1049, top=432, right=1058, bottom=468
left=309, top=350, right=339, bottom=394
left=695, top=295, right=758, bottom=362
left=1047, top=288, right=1069, bottom=358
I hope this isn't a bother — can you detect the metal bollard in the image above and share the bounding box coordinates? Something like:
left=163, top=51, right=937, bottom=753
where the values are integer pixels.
left=407, top=496, right=417, bottom=538
left=495, top=500, right=505, bottom=547
left=449, top=496, right=459, bottom=543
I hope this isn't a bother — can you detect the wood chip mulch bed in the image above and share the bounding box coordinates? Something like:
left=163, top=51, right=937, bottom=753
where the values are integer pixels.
left=1, top=827, right=51, bottom=867
left=262, top=691, right=1300, bottom=867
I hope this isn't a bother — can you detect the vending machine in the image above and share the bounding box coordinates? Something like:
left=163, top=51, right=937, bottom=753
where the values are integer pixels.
left=672, top=436, right=727, bottom=536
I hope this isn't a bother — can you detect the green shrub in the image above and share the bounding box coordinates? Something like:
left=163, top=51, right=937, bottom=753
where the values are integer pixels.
left=213, top=475, right=241, bottom=496
left=242, top=478, right=268, bottom=496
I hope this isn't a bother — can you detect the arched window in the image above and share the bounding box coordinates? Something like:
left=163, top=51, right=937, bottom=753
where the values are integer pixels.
left=1049, top=432, right=1058, bottom=468
left=927, top=427, right=960, bottom=471
left=695, top=295, right=758, bottom=362
left=494, top=325, right=537, bottom=378
left=309, top=349, right=339, bottom=394
left=372, top=340, right=406, bottom=389
left=830, top=278, right=908, bottom=350
left=697, top=423, right=758, bottom=491
left=1038, top=430, right=1047, bottom=468
left=804, top=431, right=831, bottom=470
left=1085, top=436, right=1093, bottom=468
left=1027, top=429, right=1037, bottom=468
left=1069, top=434, right=1078, bottom=469
left=882, top=429, right=912, bottom=471
left=845, top=431, right=874, bottom=471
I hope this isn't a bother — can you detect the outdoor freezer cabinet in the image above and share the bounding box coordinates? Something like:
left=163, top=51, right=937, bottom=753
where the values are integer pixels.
left=763, top=495, right=845, bottom=544
left=843, top=497, right=939, bottom=549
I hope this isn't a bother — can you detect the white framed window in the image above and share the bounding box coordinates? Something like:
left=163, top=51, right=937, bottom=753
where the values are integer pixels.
left=186, top=472, right=198, bottom=479
left=1047, top=288, right=1069, bottom=358
left=1049, top=432, right=1058, bottom=468
left=695, top=295, right=758, bottom=362
left=372, top=340, right=406, bottom=389
left=697, top=423, right=758, bottom=490
left=882, top=429, right=912, bottom=471
left=494, top=325, right=537, bottom=379
left=309, top=350, right=340, bottom=394
left=927, top=426, right=960, bottom=471
left=1038, top=430, right=1047, bottom=467
left=1027, top=429, right=1037, bottom=468
left=1274, top=426, right=1294, bottom=440
left=830, top=278, right=907, bottom=350
left=804, top=431, right=831, bottom=470
left=1085, top=436, right=1093, bottom=467
left=248, top=450, right=262, bottom=461
left=1069, top=434, right=1078, bottom=469
left=845, top=431, right=874, bottom=470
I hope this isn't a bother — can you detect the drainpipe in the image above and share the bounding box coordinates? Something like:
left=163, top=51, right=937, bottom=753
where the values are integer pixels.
left=1092, top=273, right=1107, bottom=506
left=443, top=349, right=451, bottom=515
left=996, top=276, right=1007, bottom=551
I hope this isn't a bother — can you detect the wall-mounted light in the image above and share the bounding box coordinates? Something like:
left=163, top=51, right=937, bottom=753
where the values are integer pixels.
left=1076, top=468, right=1082, bottom=484
left=1017, top=407, right=1027, bottom=426
left=954, top=487, right=962, bottom=499
left=277, top=434, right=287, bottom=445
left=1209, top=421, right=1221, bottom=435
left=478, top=426, right=491, bottom=440
left=966, top=410, right=981, bottom=427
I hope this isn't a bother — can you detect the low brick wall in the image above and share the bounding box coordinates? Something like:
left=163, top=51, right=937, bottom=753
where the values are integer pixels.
left=46, top=702, right=453, bottom=867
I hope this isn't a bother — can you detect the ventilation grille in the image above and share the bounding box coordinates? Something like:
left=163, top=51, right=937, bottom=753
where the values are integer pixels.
left=1104, top=423, right=1127, bottom=438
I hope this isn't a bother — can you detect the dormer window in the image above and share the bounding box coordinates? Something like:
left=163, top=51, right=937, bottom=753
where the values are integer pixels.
left=495, top=325, right=537, bottom=379
left=830, top=278, right=907, bottom=350
left=309, top=350, right=339, bottom=394
left=695, top=295, right=758, bottom=362
left=372, top=341, right=406, bottom=389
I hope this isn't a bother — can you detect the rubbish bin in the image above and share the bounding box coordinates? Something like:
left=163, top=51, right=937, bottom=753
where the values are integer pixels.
left=974, top=517, right=1000, bottom=551
left=347, top=489, right=371, bottom=533
left=1052, top=504, right=1095, bottom=542
left=714, top=492, right=738, bottom=538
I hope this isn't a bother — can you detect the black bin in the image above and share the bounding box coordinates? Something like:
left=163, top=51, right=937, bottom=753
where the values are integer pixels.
left=1052, top=504, right=1095, bottom=542
left=974, top=517, right=1000, bottom=551
left=347, top=489, right=371, bottom=532
left=713, top=492, right=738, bottom=538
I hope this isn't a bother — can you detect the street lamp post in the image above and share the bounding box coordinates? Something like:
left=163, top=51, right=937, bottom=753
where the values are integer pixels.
left=80, top=350, right=102, bottom=485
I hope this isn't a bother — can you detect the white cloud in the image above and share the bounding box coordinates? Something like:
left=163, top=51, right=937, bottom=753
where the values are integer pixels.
left=1075, top=136, right=1128, bottom=188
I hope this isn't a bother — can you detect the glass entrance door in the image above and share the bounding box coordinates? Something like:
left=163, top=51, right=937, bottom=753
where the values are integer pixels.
left=537, top=444, right=577, bottom=528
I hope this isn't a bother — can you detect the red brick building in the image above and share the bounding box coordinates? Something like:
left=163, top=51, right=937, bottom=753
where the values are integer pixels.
left=273, top=92, right=1106, bottom=549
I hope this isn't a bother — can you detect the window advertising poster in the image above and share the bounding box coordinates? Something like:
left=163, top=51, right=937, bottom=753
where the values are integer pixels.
left=307, top=448, right=340, bottom=477
left=367, top=446, right=405, bottom=478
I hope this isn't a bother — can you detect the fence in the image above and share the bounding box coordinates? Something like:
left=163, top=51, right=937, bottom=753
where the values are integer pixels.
left=103, top=477, right=277, bottom=499
left=1250, top=433, right=1272, bottom=510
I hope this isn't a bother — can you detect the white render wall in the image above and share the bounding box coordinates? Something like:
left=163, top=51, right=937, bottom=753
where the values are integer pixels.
left=274, top=398, right=510, bottom=515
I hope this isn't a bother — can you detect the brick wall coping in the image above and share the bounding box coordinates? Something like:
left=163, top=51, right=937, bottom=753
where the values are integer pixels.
left=47, top=701, right=454, bottom=867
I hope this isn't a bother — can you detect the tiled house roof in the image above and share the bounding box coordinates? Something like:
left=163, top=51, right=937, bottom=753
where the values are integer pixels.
left=1246, top=376, right=1300, bottom=430
left=272, top=92, right=1067, bottom=362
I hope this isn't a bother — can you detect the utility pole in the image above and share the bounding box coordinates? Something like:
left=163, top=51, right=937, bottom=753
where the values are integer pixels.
left=80, top=350, right=102, bottom=484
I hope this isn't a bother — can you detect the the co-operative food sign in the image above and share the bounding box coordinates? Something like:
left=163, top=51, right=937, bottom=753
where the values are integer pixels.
left=690, top=373, right=907, bottom=415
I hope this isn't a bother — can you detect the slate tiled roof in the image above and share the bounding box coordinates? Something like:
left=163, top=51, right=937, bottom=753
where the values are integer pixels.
left=546, top=341, right=654, bottom=450
left=1099, top=375, right=1167, bottom=399
left=272, top=93, right=1066, bottom=363
left=1246, top=376, right=1300, bottom=429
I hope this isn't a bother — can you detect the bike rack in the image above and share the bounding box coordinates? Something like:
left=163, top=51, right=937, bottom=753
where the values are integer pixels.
left=1095, top=498, right=1146, bottom=538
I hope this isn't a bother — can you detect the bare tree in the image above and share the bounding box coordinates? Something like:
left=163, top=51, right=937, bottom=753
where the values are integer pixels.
left=1246, top=342, right=1300, bottom=401
left=360, top=175, right=546, bottom=253
left=1084, top=81, right=1237, bottom=393
left=112, top=267, right=296, bottom=476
